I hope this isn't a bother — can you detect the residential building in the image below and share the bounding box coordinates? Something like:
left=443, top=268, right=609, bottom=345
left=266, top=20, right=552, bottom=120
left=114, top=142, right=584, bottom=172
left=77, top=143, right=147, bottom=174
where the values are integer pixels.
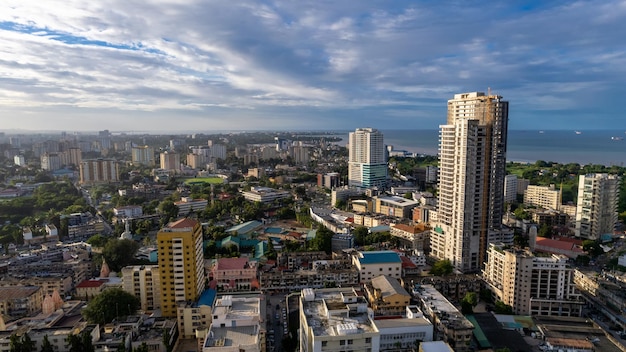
left=390, top=223, right=430, bottom=251
left=177, top=289, right=215, bottom=339
left=121, top=265, right=161, bottom=311
left=352, top=251, right=401, bottom=283
left=201, top=294, right=264, bottom=352
left=241, top=187, right=290, bottom=203
left=259, top=262, right=359, bottom=291
left=157, top=218, right=206, bottom=317
left=79, top=158, right=120, bottom=184
left=299, top=287, right=379, bottom=352
left=504, top=174, right=518, bottom=203
left=348, top=128, right=387, bottom=189
left=318, top=172, right=341, bottom=189
left=432, top=92, right=509, bottom=272
left=75, top=279, right=107, bottom=300
left=174, top=197, right=208, bottom=216
left=41, top=153, right=61, bottom=171
left=575, top=173, right=620, bottom=240
left=160, top=151, right=180, bottom=171
left=482, top=243, right=583, bottom=316
left=132, top=145, right=156, bottom=166
left=413, top=284, right=474, bottom=352
left=375, top=305, right=434, bottom=351
left=13, top=155, right=25, bottom=166
left=290, top=145, right=310, bottom=164
left=210, top=143, right=227, bottom=160
left=210, top=257, right=258, bottom=292
left=373, top=195, right=419, bottom=219
left=0, top=286, right=43, bottom=318
left=524, top=184, right=561, bottom=210
left=364, top=275, right=411, bottom=316
left=114, top=205, right=143, bottom=219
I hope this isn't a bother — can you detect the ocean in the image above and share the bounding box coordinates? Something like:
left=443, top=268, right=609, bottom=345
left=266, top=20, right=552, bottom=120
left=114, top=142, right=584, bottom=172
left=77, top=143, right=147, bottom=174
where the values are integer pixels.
left=338, top=130, right=626, bottom=166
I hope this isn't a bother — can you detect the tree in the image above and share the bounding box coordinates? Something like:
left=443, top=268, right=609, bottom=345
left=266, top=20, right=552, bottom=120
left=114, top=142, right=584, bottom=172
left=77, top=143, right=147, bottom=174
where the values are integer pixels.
left=82, top=288, right=140, bottom=325
left=41, top=335, right=54, bottom=352
left=430, top=260, right=453, bottom=276
left=102, top=239, right=140, bottom=272
left=87, top=234, right=109, bottom=248
left=309, top=226, right=334, bottom=254
left=494, top=301, right=514, bottom=315
left=352, top=226, right=369, bottom=246
left=10, top=333, right=35, bottom=352
left=158, top=200, right=179, bottom=222
left=461, top=292, right=478, bottom=314
left=66, top=332, right=94, bottom=352
left=133, top=343, right=149, bottom=352
left=162, top=328, right=174, bottom=352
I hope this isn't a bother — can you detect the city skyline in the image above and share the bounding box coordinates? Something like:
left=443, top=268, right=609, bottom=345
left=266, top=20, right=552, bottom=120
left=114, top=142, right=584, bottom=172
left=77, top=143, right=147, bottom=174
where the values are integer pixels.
left=2, top=1, right=626, bottom=132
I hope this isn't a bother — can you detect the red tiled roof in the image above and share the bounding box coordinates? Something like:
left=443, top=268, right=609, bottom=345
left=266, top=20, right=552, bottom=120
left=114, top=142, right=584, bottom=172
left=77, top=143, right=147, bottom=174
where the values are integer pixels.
left=216, top=257, right=249, bottom=270
left=535, top=237, right=584, bottom=252
left=168, top=218, right=198, bottom=229
left=400, top=255, right=417, bottom=268
left=76, top=279, right=106, bottom=288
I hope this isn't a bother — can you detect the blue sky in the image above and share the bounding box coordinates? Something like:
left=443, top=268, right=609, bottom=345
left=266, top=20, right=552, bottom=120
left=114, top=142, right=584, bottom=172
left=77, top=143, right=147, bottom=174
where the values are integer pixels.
left=1, top=0, right=625, bottom=132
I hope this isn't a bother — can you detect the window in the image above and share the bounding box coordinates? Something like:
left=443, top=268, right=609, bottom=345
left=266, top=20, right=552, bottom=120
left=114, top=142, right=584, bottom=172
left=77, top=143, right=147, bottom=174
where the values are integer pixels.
left=322, top=341, right=328, bottom=347
left=365, top=337, right=371, bottom=343
left=348, top=340, right=353, bottom=345
left=340, top=340, right=346, bottom=346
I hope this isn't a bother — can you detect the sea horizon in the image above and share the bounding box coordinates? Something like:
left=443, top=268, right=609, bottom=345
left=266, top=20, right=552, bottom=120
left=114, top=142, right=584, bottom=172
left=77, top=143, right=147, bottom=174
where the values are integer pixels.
left=338, top=129, right=626, bottom=166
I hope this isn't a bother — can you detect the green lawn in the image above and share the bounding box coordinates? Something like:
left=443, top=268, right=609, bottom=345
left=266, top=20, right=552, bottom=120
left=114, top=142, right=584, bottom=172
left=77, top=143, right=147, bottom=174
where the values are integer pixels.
left=183, top=177, right=224, bottom=185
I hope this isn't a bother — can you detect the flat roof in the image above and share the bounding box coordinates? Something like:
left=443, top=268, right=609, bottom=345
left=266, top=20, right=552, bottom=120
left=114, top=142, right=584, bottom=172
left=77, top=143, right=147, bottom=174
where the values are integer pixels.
left=301, top=289, right=376, bottom=337
left=358, top=251, right=401, bottom=264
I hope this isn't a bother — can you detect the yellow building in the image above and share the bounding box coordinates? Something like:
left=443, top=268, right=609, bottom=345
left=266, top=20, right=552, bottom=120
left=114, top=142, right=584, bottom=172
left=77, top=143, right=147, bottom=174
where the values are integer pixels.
left=157, top=218, right=206, bottom=317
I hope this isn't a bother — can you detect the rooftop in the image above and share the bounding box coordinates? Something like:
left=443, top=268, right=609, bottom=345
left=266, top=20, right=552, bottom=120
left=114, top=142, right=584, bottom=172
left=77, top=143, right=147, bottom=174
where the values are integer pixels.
left=167, top=218, right=198, bottom=230
left=0, top=286, right=39, bottom=300
left=301, top=288, right=377, bottom=337
left=358, top=250, right=401, bottom=264
left=204, top=325, right=258, bottom=348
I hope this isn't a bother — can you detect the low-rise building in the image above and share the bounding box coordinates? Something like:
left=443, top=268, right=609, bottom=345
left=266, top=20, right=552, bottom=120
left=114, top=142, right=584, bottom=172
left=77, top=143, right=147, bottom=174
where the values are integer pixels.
left=210, top=258, right=258, bottom=292
left=177, top=289, right=216, bottom=339
left=413, top=284, right=474, bottom=352
left=373, top=195, right=418, bottom=219
left=364, top=275, right=411, bottom=316
left=0, top=286, right=43, bottom=318
left=175, top=197, right=208, bottom=216
left=390, top=223, right=430, bottom=251
left=242, top=187, right=291, bottom=203
left=201, top=294, right=264, bottom=352
left=352, top=251, right=401, bottom=283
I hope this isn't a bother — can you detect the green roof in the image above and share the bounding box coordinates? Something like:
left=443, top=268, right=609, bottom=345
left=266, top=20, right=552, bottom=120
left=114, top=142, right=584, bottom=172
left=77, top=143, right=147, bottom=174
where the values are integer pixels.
left=466, top=315, right=491, bottom=349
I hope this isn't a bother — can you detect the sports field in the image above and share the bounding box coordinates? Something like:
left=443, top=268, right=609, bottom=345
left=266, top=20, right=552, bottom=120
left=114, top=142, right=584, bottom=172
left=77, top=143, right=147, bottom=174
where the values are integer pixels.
left=183, top=177, right=224, bottom=185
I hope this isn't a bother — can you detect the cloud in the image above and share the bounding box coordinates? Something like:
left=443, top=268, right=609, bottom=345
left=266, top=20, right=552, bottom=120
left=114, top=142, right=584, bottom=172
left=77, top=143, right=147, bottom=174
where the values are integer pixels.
left=0, top=0, right=625, bottom=131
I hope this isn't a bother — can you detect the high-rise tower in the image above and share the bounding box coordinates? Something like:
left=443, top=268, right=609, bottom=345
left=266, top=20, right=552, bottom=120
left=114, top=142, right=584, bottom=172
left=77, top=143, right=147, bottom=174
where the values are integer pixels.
left=575, top=173, right=620, bottom=240
left=348, top=128, right=387, bottom=189
left=431, top=92, right=509, bottom=272
left=157, top=218, right=206, bottom=317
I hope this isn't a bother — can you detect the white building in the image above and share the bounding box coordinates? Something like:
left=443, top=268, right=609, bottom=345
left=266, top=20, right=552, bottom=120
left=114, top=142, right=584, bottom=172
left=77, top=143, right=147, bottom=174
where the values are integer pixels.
left=121, top=265, right=161, bottom=311
left=114, top=205, right=144, bottom=218
left=132, top=146, right=156, bottom=166
left=432, top=92, right=508, bottom=272
left=160, top=151, right=180, bottom=171
left=241, top=187, right=290, bottom=203
left=504, top=174, right=518, bottom=203
left=201, top=295, right=263, bottom=352
left=575, top=173, right=620, bottom=240
left=482, top=243, right=584, bottom=316
left=348, top=128, right=387, bottom=189
left=524, top=184, right=561, bottom=210
left=174, top=197, right=208, bottom=216
left=13, top=155, right=25, bottom=166
left=299, top=288, right=380, bottom=352
left=352, top=251, right=402, bottom=283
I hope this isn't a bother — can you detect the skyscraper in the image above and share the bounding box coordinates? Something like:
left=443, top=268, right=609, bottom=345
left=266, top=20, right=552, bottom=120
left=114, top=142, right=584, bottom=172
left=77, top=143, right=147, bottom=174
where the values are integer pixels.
left=157, top=218, right=206, bottom=317
left=348, top=128, right=387, bottom=189
left=575, top=173, right=620, bottom=240
left=431, top=92, right=509, bottom=272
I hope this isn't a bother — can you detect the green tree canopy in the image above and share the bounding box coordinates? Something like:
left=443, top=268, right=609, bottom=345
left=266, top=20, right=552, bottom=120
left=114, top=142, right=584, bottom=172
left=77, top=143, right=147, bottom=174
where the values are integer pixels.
left=102, top=239, right=140, bottom=272
left=309, top=226, right=334, bottom=254
left=82, top=288, right=140, bottom=325
left=430, top=259, right=454, bottom=276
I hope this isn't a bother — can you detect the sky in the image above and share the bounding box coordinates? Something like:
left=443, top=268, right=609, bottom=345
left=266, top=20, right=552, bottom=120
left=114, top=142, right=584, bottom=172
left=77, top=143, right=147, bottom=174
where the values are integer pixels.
left=1, top=0, right=626, bottom=133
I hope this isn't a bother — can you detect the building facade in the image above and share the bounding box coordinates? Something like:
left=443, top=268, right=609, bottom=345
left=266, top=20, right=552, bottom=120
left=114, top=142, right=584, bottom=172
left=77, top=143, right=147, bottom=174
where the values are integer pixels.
left=575, top=173, right=620, bottom=240
left=79, top=158, right=120, bottom=185
left=432, top=92, right=508, bottom=272
left=131, top=146, right=156, bottom=166
left=157, top=218, right=206, bottom=317
left=121, top=265, right=161, bottom=311
left=524, top=184, right=561, bottom=210
left=348, top=128, right=387, bottom=189
left=482, top=243, right=583, bottom=316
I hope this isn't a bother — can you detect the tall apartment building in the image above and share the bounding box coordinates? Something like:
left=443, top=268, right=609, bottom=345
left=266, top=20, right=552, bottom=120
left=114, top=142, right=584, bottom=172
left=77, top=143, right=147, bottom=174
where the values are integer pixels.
left=524, top=184, right=561, bottom=210
left=575, top=173, right=620, bottom=240
left=504, top=174, right=518, bottom=203
left=79, top=159, right=120, bottom=185
left=121, top=265, right=161, bottom=311
left=160, top=151, right=180, bottom=171
left=431, top=92, right=508, bottom=272
left=348, top=128, right=387, bottom=189
left=482, top=243, right=583, bottom=316
left=131, top=145, right=156, bottom=166
left=41, top=153, right=61, bottom=171
left=157, top=218, right=206, bottom=317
